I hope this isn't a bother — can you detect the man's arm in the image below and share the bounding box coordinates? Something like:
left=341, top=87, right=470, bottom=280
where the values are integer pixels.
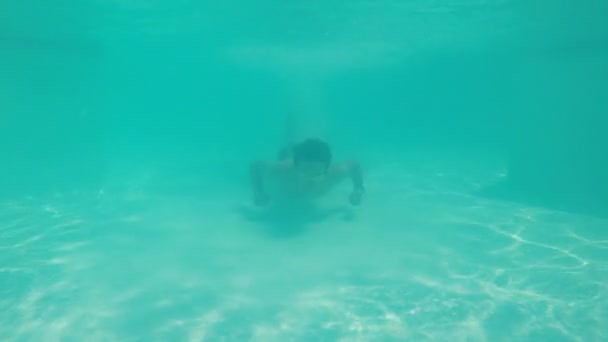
left=250, top=161, right=267, bottom=196
left=347, top=161, right=364, bottom=205
left=347, top=160, right=364, bottom=193
left=333, top=160, right=364, bottom=205
left=249, top=161, right=289, bottom=206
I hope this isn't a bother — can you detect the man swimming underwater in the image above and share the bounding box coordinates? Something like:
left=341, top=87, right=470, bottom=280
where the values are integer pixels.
left=250, top=138, right=365, bottom=206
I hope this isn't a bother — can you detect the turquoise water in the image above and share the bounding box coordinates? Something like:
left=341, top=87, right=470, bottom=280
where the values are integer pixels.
left=1, top=1, right=607, bottom=341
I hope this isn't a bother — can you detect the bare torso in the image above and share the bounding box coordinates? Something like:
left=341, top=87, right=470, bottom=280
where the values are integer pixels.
left=271, top=161, right=349, bottom=198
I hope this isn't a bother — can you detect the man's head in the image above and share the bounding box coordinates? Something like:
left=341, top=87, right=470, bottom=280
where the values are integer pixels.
left=293, top=138, right=332, bottom=176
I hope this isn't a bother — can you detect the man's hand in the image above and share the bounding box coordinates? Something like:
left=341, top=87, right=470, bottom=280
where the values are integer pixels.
left=345, top=160, right=364, bottom=206
left=349, top=189, right=364, bottom=206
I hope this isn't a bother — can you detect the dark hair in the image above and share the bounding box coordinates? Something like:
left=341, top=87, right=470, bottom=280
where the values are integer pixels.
left=293, top=138, right=332, bottom=167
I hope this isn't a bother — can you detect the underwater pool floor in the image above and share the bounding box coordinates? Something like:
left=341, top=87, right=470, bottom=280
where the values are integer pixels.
left=1, top=156, right=607, bottom=341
